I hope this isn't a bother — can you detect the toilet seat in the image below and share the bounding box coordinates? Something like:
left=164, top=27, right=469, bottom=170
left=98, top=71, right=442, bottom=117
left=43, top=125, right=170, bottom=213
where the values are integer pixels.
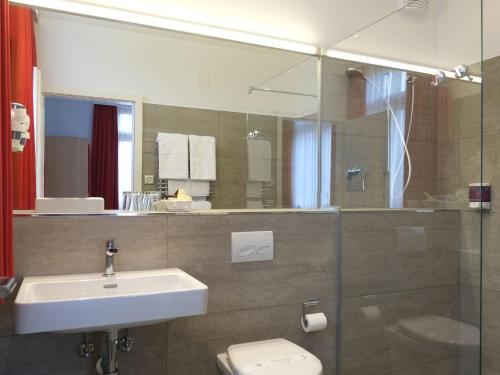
left=217, top=338, right=322, bottom=375
left=395, top=315, right=480, bottom=350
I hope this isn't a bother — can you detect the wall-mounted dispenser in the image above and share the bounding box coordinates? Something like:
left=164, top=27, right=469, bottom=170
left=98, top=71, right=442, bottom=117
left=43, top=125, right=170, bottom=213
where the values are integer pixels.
left=469, top=183, right=491, bottom=210
left=11, top=102, right=30, bottom=152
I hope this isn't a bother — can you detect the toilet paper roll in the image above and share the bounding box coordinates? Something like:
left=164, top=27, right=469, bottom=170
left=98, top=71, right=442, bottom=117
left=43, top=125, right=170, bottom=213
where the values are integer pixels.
left=301, top=313, right=328, bottom=333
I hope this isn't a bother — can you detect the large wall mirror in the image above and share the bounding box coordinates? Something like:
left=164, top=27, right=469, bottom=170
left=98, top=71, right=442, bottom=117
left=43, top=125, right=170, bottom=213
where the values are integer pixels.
left=35, top=10, right=319, bottom=210
left=25, top=4, right=481, bottom=212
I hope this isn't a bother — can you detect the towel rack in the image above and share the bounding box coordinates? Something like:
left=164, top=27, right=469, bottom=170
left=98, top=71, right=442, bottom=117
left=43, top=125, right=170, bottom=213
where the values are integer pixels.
left=262, top=181, right=275, bottom=208
left=155, top=143, right=214, bottom=199
left=156, top=178, right=214, bottom=199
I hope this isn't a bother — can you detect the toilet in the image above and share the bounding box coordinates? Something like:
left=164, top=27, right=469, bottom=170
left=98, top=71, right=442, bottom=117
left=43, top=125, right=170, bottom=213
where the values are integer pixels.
left=217, top=338, right=323, bottom=375
left=394, top=315, right=480, bottom=350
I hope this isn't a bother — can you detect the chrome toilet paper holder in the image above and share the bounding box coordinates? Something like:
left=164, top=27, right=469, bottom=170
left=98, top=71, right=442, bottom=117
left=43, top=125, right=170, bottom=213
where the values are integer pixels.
left=302, top=300, right=326, bottom=323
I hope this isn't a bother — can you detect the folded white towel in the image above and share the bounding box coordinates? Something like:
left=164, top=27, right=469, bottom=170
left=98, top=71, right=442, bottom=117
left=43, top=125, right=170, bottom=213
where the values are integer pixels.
left=157, top=133, right=188, bottom=179
left=189, top=181, right=210, bottom=197
left=167, top=179, right=210, bottom=197
left=246, top=182, right=262, bottom=198
left=247, top=139, right=271, bottom=182
left=191, top=199, right=212, bottom=210
left=189, top=135, right=216, bottom=181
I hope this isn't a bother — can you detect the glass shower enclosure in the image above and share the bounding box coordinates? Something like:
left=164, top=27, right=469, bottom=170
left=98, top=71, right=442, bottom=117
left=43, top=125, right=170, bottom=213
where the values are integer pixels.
left=321, top=1, right=483, bottom=375
left=215, top=1, right=484, bottom=373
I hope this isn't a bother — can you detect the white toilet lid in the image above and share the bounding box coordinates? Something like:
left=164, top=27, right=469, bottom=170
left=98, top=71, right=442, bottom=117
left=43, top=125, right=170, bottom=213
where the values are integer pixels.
left=396, top=315, right=480, bottom=349
left=227, top=338, right=322, bottom=375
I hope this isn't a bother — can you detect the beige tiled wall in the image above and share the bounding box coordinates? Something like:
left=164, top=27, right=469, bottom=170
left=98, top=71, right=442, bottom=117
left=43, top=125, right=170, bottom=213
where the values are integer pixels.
left=166, top=213, right=337, bottom=374
left=321, top=57, right=350, bottom=125
left=339, top=210, right=463, bottom=375
left=2, top=215, right=169, bottom=375
left=332, top=113, right=388, bottom=208
left=431, top=72, right=482, bottom=375
left=1, top=211, right=337, bottom=375
left=435, top=79, right=481, bottom=204
left=321, top=57, right=389, bottom=209
left=1, top=208, right=471, bottom=375
left=404, top=74, right=439, bottom=203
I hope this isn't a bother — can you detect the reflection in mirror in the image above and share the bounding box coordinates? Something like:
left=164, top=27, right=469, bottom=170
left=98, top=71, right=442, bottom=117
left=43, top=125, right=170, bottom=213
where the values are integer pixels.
left=43, top=96, right=134, bottom=209
left=31, top=4, right=481, bottom=212
left=320, top=0, right=481, bottom=210
left=320, top=56, right=480, bottom=210
left=35, top=10, right=319, bottom=210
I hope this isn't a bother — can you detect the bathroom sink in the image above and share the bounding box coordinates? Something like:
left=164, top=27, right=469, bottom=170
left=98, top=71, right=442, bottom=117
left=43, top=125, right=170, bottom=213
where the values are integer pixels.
left=14, top=268, right=208, bottom=334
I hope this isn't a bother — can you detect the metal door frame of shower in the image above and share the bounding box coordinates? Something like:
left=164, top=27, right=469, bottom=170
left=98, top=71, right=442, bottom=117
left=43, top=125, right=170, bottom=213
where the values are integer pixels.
left=479, top=1, right=484, bottom=374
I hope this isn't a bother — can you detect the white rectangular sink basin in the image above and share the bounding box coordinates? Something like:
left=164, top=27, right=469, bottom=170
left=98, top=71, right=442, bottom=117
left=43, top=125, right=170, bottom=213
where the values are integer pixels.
left=15, top=268, right=208, bottom=334
left=35, top=197, right=105, bottom=214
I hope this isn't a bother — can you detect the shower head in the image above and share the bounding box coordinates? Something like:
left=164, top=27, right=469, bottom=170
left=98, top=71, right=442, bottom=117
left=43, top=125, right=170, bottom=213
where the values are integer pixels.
left=345, top=67, right=365, bottom=79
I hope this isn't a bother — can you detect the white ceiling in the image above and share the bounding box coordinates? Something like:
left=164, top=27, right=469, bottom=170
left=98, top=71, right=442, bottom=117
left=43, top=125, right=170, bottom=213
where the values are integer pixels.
left=336, top=0, right=482, bottom=70
left=20, top=0, right=493, bottom=68
left=55, top=0, right=407, bottom=48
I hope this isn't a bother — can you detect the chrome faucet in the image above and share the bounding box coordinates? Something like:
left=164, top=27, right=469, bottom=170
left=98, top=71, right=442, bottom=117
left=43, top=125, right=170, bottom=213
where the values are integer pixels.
left=104, top=239, right=118, bottom=276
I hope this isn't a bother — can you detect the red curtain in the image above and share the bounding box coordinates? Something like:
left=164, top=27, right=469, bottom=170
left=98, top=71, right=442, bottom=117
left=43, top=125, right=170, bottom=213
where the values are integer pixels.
left=90, top=105, right=118, bottom=209
left=1, top=0, right=14, bottom=277
left=10, top=5, right=37, bottom=210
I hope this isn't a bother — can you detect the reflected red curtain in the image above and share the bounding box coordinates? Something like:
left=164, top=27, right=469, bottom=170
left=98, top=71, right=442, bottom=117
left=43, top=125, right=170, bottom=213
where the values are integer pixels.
left=90, top=105, right=118, bottom=209
left=1, top=0, right=14, bottom=277
left=10, top=5, right=36, bottom=210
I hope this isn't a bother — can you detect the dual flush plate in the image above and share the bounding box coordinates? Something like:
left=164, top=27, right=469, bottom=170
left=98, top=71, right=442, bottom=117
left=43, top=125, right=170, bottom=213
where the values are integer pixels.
left=231, top=231, right=274, bottom=263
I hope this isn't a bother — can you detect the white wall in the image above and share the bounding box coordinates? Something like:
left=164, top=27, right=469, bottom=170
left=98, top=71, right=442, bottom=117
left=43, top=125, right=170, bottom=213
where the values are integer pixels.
left=329, top=0, right=488, bottom=71
left=483, top=0, right=500, bottom=61
left=436, top=0, right=481, bottom=69
left=49, top=0, right=406, bottom=48
left=333, top=2, right=439, bottom=67
left=36, top=11, right=318, bottom=118
left=37, top=1, right=499, bottom=120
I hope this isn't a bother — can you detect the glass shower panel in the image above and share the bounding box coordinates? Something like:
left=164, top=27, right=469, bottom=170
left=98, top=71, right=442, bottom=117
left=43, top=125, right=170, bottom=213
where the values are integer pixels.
left=198, top=45, right=318, bottom=209
left=480, top=1, right=500, bottom=374
left=323, top=1, right=483, bottom=375
left=244, top=56, right=319, bottom=209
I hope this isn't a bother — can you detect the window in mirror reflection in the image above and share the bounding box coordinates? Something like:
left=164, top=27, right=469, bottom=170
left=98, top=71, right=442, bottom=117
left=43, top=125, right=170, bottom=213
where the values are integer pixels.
left=117, top=105, right=134, bottom=208
left=43, top=96, right=134, bottom=209
left=286, top=120, right=331, bottom=209
left=362, top=68, right=407, bottom=209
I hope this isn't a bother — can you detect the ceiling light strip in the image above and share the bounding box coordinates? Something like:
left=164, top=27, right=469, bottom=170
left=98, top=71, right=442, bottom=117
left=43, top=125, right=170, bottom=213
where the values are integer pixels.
left=10, top=0, right=319, bottom=55
left=325, top=49, right=482, bottom=84
left=9, top=0, right=483, bottom=84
